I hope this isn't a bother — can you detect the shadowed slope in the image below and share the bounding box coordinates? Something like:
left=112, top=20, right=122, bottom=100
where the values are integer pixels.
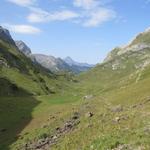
left=0, top=78, right=40, bottom=150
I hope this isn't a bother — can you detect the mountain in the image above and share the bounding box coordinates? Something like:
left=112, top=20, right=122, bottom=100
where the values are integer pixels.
left=32, top=54, right=94, bottom=73
left=15, top=41, right=94, bottom=73
left=0, top=26, right=78, bottom=150
left=81, top=27, right=150, bottom=86
left=1, top=26, right=150, bottom=150
left=75, top=27, right=150, bottom=149
left=64, top=56, right=94, bottom=73
left=64, top=56, right=94, bottom=67
left=31, top=54, right=71, bottom=73
left=15, top=40, right=31, bottom=56
left=100, top=28, right=150, bottom=78
left=104, top=27, right=150, bottom=63
left=0, top=26, right=71, bottom=96
left=0, top=26, right=16, bottom=45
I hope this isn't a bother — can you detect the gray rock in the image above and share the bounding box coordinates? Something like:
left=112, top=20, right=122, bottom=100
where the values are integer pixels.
left=112, top=144, right=133, bottom=150
left=15, top=40, right=31, bottom=56
left=0, top=26, right=15, bottom=45
left=114, top=117, right=120, bottom=123
left=85, top=112, right=94, bottom=118
left=31, top=54, right=71, bottom=73
left=83, top=95, right=93, bottom=100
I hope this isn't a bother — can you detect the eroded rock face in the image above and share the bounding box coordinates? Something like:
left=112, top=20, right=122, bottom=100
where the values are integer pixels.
left=118, top=43, right=150, bottom=55
left=15, top=41, right=32, bottom=56
left=103, top=28, right=150, bottom=68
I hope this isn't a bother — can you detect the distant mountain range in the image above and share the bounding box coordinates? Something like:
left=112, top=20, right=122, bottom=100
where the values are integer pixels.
left=64, top=56, right=94, bottom=68
left=14, top=40, right=94, bottom=73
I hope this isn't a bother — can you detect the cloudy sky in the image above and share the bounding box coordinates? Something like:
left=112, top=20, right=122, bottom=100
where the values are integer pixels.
left=0, top=0, right=150, bottom=63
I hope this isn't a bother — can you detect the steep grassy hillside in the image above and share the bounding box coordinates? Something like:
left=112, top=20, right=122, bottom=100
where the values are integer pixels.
left=0, top=39, right=74, bottom=96
left=0, top=33, right=76, bottom=149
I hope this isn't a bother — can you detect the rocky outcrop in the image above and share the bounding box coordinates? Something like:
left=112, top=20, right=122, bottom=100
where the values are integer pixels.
left=0, top=26, right=15, bottom=45
left=104, top=28, right=150, bottom=63
left=15, top=40, right=31, bottom=55
left=32, top=54, right=71, bottom=72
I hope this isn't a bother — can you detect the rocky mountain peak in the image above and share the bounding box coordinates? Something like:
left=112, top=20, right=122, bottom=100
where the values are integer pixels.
left=64, top=57, right=75, bottom=66
left=144, top=27, right=150, bottom=33
left=104, top=27, right=150, bottom=63
left=0, top=26, right=15, bottom=45
left=64, top=56, right=94, bottom=67
left=15, top=40, right=32, bottom=55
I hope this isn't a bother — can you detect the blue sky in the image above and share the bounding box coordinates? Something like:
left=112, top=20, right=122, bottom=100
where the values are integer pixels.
left=0, top=0, right=150, bottom=64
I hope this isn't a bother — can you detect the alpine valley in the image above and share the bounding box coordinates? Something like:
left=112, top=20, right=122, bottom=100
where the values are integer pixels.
left=0, top=25, right=150, bottom=150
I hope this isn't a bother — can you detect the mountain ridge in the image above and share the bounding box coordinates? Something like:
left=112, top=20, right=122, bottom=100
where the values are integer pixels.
left=104, top=28, right=150, bottom=63
left=64, top=56, right=94, bottom=67
left=15, top=40, right=94, bottom=73
left=0, top=26, right=16, bottom=45
left=15, top=40, right=32, bottom=56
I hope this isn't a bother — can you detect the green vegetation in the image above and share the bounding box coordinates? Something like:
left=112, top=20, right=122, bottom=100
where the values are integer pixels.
left=0, top=30, right=150, bottom=150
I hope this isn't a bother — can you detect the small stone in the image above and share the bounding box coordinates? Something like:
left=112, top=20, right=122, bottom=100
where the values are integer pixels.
left=65, top=122, right=73, bottom=128
left=83, top=95, right=93, bottom=100
left=112, top=144, right=133, bottom=150
left=52, top=135, right=57, bottom=140
left=86, top=112, right=94, bottom=118
left=114, top=117, right=120, bottom=122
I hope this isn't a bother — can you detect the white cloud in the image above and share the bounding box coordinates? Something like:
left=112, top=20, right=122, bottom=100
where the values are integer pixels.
left=27, top=8, right=79, bottom=23
left=83, top=8, right=116, bottom=27
left=73, top=0, right=98, bottom=10
left=2, top=23, right=41, bottom=34
left=73, top=0, right=116, bottom=27
left=7, top=0, right=36, bottom=7
left=6, top=0, right=116, bottom=27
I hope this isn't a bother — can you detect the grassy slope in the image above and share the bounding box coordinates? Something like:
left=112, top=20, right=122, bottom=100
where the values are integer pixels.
left=50, top=49, right=150, bottom=150
left=0, top=39, right=73, bottom=96
left=4, top=48, right=150, bottom=150
left=1, top=38, right=150, bottom=149
left=0, top=39, right=77, bottom=149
